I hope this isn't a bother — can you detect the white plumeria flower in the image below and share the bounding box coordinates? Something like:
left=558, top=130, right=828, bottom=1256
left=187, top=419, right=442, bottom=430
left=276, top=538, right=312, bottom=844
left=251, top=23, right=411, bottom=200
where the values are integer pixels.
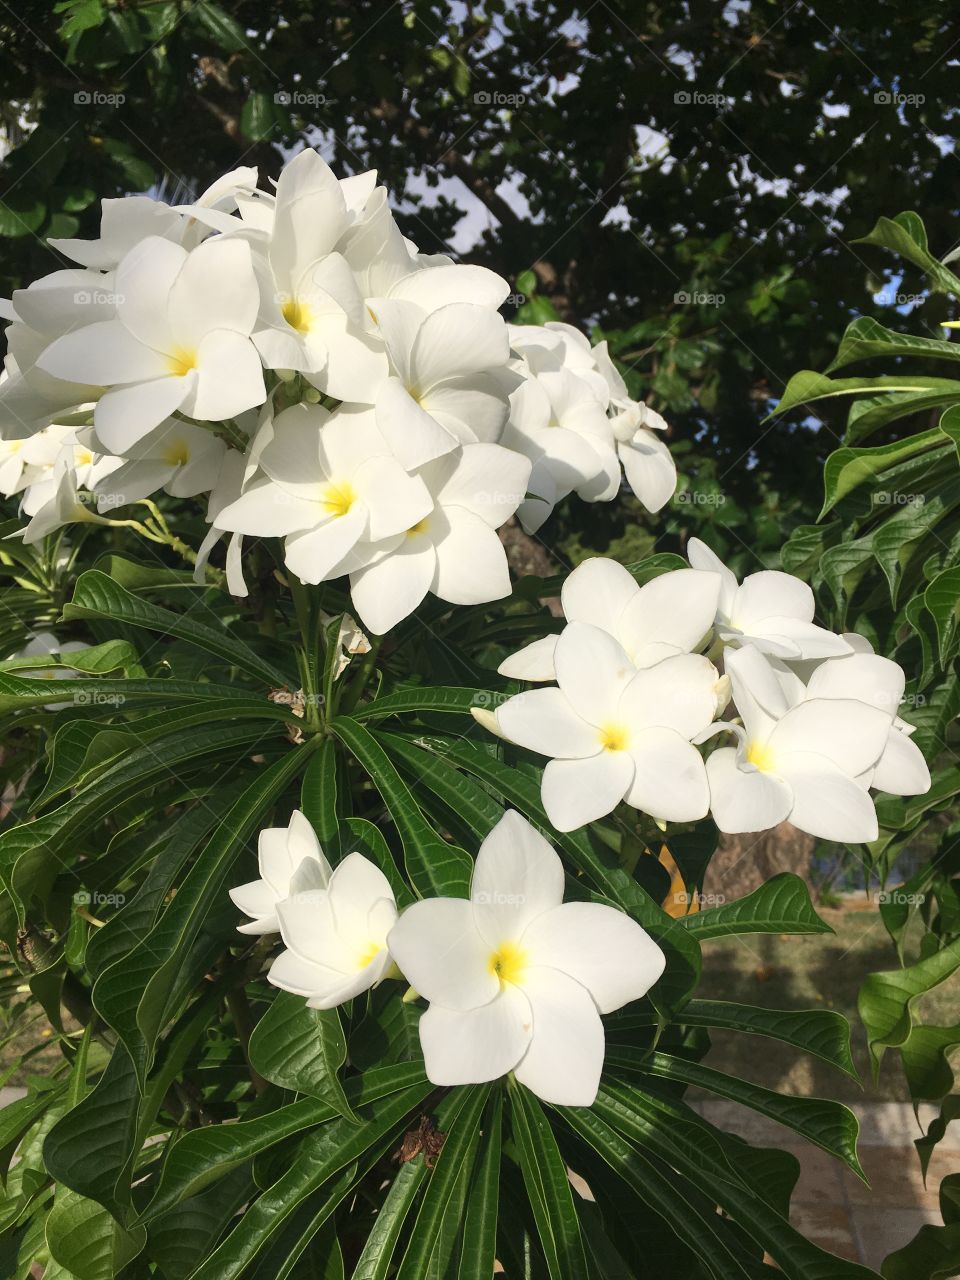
left=687, top=538, right=852, bottom=659
left=20, top=431, right=121, bottom=517
left=346, top=442, right=531, bottom=635
left=48, top=169, right=260, bottom=268
left=768, top=647, right=931, bottom=798
left=93, top=419, right=226, bottom=512
left=387, top=810, right=665, bottom=1106
left=494, top=623, right=719, bottom=831
left=215, top=402, right=431, bottom=587
left=703, top=646, right=894, bottom=841
left=247, top=151, right=387, bottom=402
left=499, top=557, right=721, bottom=683
left=372, top=298, right=511, bottom=470
left=36, top=235, right=266, bottom=453
left=610, top=401, right=677, bottom=513
left=18, top=452, right=108, bottom=544
left=229, top=809, right=332, bottom=935
left=268, top=852, right=399, bottom=1010
left=502, top=368, right=620, bottom=535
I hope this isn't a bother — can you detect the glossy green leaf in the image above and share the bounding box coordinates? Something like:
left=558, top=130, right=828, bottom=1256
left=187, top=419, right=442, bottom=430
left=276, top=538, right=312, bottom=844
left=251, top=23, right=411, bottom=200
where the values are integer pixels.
left=248, top=991, right=356, bottom=1122
left=858, top=940, right=960, bottom=1074
left=680, top=874, right=831, bottom=940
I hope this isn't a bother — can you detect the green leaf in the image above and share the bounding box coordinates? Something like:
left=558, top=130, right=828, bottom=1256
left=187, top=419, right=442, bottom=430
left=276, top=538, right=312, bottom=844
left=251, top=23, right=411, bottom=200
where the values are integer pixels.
left=395, top=1085, right=489, bottom=1278
left=916, top=1096, right=960, bottom=1181
left=248, top=991, right=357, bottom=1122
left=188, top=1080, right=432, bottom=1280
left=615, top=1048, right=864, bottom=1176
left=0, top=669, right=253, bottom=715
left=355, top=684, right=505, bottom=721
left=193, top=0, right=248, bottom=50
left=350, top=1159, right=429, bottom=1280
left=679, top=874, right=831, bottom=940
left=826, top=316, right=960, bottom=372
left=774, top=369, right=960, bottom=419
left=45, top=1187, right=146, bottom=1280
left=819, top=430, right=950, bottom=516
left=854, top=211, right=960, bottom=296
left=63, top=569, right=294, bottom=686
left=331, top=717, right=472, bottom=897
left=899, top=1023, right=960, bottom=1103
left=142, top=1065, right=427, bottom=1221
left=458, top=1090, right=502, bottom=1279
left=510, top=1083, right=589, bottom=1280
left=593, top=1083, right=880, bottom=1279
left=301, top=737, right=343, bottom=861
left=858, top=940, right=960, bottom=1075
left=666, top=999, right=858, bottom=1078
left=240, top=92, right=287, bottom=142
left=923, top=565, right=960, bottom=665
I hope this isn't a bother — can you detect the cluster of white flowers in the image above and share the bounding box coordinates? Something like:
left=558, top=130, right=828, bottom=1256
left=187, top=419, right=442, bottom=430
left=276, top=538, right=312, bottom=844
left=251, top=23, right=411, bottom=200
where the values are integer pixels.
left=231, top=808, right=664, bottom=1106
left=0, top=149, right=675, bottom=634
left=483, top=544, right=931, bottom=841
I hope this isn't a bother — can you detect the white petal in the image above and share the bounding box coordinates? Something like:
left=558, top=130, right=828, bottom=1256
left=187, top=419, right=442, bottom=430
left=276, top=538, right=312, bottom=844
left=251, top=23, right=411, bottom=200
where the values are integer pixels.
left=770, top=699, right=891, bottom=776
left=471, top=810, right=565, bottom=946
left=283, top=505, right=367, bottom=584
left=387, top=898, right=498, bottom=1010
left=617, top=654, right=719, bottom=738
left=327, top=852, right=396, bottom=945
left=277, top=893, right=353, bottom=971
left=752, top=618, right=853, bottom=660
left=541, top=752, right=634, bottom=831
left=229, top=879, right=277, bottom=926
left=618, top=428, right=676, bottom=513
left=287, top=809, right=331, bottom=879
left=496, top=687, right=600, bottom=759
left=217, top=480, right=319, bottom=536
left=421, top=378, right=509, bottom=445
left=618, top=568, right=721, bottom=662
left=554, top=622, right=636, bottom=725
left=348, top=537, right=436, bottom=633
left=94, top=377, right=192, bottom=453
left=624, top=728, right=710, bottom=822
left=724, top=645, right=788, bottom=743
left=431, top=509, right=511, bottom=605
left=734, top=571, right=814, bottom=627
left=871, top=728, right=930, bottom=796
left=418, top=986, right=532, bottom=1086
left=168, top=237, right=259, bottom=345
left=430, top=442, right=531, bottom=528
left=353, top=455, right=432, bottom=540
left=706, top=746, right=793, bottom=834
left=687, top=537, right=738, bottom=617
left=37, top=320, right=170, bottom=385
left=115, top=236, right=186, bottom=350
left=497, top=634, right=558, bottom=681
left=781, top=753, right=880, bottom=842
left=375, top=377, right=459, bottom=469
left=411, top=304, right=509, bottom=390
left=522, top=902, right=665, bottom=1013
left=513, top=967, right=604, bottom=1106
left=267, top=947, right=346, bottom=996
left=561, top=557, right=638, bottom=635
left=805, top=653, right=905, bottom=716
left=187, top=330, right=265, bottom=421
left=391, top=264, right=510, bottom=311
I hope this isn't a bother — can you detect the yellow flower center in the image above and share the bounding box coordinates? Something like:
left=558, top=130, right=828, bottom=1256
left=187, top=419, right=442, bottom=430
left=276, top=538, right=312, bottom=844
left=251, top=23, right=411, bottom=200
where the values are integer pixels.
left=598, top=722, right=629, bottom=752
left=167, top=348, right=197, bottom=377
left=487, top=940, right=527, bottom=987
left=162, top=440, right=190, bottom=467
left=407, top=517, right=430, bottom=538
left=356, top=941, right=382, bottom=969
left=282, top=297, right=313, bottom=334
left=75, top=448, right=94, bottom=467
left=746, top=740, right=776, bottom=772
left=319, top=480, right=356, bottom=518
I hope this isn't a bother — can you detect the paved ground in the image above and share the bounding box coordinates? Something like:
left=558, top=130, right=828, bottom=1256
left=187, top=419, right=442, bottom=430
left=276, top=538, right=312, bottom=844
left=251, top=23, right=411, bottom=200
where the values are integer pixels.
left=693, top=1099, right=958, bottom=1270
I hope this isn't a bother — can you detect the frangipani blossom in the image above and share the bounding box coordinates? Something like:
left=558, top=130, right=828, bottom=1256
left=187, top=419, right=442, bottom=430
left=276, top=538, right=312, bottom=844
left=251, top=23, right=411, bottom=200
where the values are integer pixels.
left=229, top=809, right=332, bottom=934
left=703, top=646, right=894, bottom=841
left=216, top=403, right=431, bottom=587
left=372, top=299, right=511, bottom=469
left=94, top=419, right=225, bottom=511
left=387, top=810, right=665, bottom=1106
left=502, top=368, right=619, bottom=535
left=610, top=401, right=677, bottom=514
left=687, top=538, right=852, bottom=660
left=269, top=852, right=399, bottom=1009
left=37, top=235, right=266, bottom=452
left=347, top=442, right=531, bottom=634
left=499, top=558, right=721, bottom=683
left=773, top=648, right=931, bottom=798
left=494, top=623, right=720, bottom=830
